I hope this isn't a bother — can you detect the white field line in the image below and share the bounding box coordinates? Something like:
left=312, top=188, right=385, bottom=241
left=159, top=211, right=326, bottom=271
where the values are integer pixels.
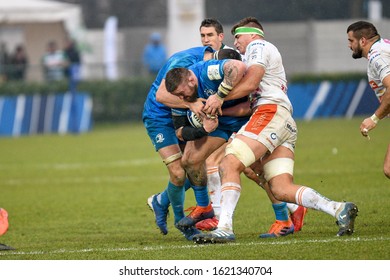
left=1, top=236, right=389, bottom=257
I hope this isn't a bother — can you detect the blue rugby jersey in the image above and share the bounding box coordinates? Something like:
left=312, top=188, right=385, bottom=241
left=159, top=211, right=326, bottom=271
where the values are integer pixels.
left=189, top=59, right=249, bottom=129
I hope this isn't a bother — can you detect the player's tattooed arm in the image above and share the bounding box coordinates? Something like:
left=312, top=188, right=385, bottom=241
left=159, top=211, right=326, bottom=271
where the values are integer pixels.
left=203, top=60, right=247, bottom=116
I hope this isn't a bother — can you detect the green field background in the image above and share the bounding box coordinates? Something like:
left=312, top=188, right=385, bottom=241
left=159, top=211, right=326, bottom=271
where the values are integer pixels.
left=0, top=118, right=389, bottom=260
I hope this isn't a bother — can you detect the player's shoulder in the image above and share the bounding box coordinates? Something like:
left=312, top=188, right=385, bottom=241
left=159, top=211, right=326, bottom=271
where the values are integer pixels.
left=194, top=58, right=223, bottom=69
left=248, top=39, right=277, bottom=50
left=368, top=42, right=386, bottom=63
left=377, top=39, right=390, bottom=58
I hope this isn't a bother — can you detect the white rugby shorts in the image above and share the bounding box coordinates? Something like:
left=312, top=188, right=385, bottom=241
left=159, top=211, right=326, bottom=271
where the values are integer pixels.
left=237, top=104, right=297, bottom=153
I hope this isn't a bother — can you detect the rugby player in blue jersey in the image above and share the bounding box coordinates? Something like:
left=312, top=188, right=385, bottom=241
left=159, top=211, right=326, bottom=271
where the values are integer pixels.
left=164, top=58, right=248, bottom=235
left=143, top=46, right=243, bottom=240
left=150, top=19, right=242, bottom=234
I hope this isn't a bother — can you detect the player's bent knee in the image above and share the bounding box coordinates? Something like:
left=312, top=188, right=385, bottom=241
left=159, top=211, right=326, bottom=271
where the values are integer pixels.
left=225, top=138, right=256, bottom=167
left=169, top=171, right=186, bottom=186
left=263, top=158, right=294, bottom=182
left=220, top=154, right=244, bottom=174
left=166, top=158, right=186, bottom=185
left=180, top=156, right=193, bottom=171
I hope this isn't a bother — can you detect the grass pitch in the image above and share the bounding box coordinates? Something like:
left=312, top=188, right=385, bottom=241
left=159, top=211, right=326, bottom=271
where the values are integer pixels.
left=0, top=118, right=389, bottom=260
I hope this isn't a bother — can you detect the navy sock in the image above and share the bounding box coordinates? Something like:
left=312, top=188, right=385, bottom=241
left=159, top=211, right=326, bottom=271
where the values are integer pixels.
left=192, top=185, right=209, bottom=207
left=184, top=178, right=192, bottom=191
left=159, top=178, right=191, bottom=209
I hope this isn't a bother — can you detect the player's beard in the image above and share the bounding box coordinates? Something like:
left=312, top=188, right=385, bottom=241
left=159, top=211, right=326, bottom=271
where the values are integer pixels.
left=352, top=46, right=363, bottom=59
left=186, top=84, right=198, bottom=103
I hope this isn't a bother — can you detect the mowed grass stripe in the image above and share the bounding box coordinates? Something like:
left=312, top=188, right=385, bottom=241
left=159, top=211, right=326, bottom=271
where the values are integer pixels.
left=2, top=236, right=389, bottom=257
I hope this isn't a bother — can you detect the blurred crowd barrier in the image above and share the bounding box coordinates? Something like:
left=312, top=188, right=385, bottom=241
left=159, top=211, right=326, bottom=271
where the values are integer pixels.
left=0, top=92, right=92, bottom=137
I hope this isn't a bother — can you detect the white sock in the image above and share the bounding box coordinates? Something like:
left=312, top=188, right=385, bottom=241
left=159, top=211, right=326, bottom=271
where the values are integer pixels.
left=287, top=203, right=298, bottom=214
left=207, top=166, right=221, bottom=218
left=218, top=182, right=241, bottom=233
left=295, top=186, right=343, bottom=218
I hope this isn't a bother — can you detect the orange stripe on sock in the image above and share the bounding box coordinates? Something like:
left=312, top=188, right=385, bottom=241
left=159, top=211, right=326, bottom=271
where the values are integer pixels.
left=207, top=166, right=219, bottom=174
left=296, top=186, right=306, bottom=205
left=221, top=186, right=241, bottom=192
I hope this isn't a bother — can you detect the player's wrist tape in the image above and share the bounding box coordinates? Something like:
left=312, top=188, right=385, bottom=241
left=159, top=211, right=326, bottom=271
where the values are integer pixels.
left=217, top=82, right=233, bottom=99
left=216, top=91, right=227, bottom=100
left=370, top=113, right=380, bottom=124
left=212, top=50, right=219, bottom=60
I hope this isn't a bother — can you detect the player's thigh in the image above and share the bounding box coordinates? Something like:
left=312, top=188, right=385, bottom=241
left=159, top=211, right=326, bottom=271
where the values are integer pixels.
left=205, top=142, right=227, bottom=167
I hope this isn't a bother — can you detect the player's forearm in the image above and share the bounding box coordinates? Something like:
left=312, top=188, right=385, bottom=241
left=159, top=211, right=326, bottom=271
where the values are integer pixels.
left=225, top=67, right=262, bottom=101
left=225, top=81, right=254, bottom=100
left=156, top=90, right=187, bottom=108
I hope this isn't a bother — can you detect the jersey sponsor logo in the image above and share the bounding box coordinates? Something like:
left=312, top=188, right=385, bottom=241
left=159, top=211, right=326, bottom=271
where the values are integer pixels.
left=370, top=52, right=380, bottom=59
left=204, top=88, right=216, bottom=96
left=155, top=133, right=165, bottom=143
left=285, top=121, right=297, bottom=134
left=373, top=57, right=389, bottom=72
left=207, top=64, right=222, bottom=80
left=251, top=48, right=260, bottom=54
left=245, top=104, right=276, bottom=134
left=374, top=61, right=381, bottom=70
left=251, top=41, right=265, bottom=47
left=248, top=46, right=263, bottom=61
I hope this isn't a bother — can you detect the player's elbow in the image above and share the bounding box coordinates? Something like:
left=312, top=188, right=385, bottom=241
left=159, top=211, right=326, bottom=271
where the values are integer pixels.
left=246, top=83, right=259, bottom=92
left=156, top=93, right=163, bottom=103
left=237, top=61, right=247, bottom=75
